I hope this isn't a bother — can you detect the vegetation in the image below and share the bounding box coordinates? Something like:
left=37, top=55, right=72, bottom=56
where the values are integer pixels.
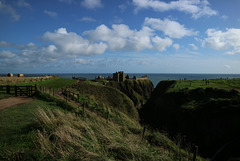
left=140, top=79, right=240, bottom=159
left=168, top=78, right=240, bottom=92
left=0, top=76, right=58, bottom=85
left=106, top=79, right=154, bottom=107
left=0, top=79, right=205, bottom=160
left=69, top=81, right=139, bottom=120
left=17, top=78, right=77, bottom=90
left=0, top=78, right=77, bottom=99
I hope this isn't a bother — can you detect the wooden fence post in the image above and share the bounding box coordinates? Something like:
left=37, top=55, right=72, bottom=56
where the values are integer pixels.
left=6, top=85, right=10, bottom=94
left=15, top=85, right=17, bottom=97
left=35, top=84, right=37, bottom=94
left=27, top=86, right=29, bottom=97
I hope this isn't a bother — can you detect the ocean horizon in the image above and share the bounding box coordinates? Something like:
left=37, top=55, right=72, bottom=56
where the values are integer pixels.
left=1, top=73, right=240, bottom=87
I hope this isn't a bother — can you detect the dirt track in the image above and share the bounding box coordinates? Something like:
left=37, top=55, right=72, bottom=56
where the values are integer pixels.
left=0, top=97, right=34, bottom=111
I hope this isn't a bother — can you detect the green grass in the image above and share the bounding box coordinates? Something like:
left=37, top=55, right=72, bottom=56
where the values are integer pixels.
left=0, top=99, right=62, bottom=160
left=0, top=95, right=205, bottom=161
left=73, top=81, right=139, bottom=120
left=17, top=78, right=77, bottom=90
left=0, top=93, right=12, bottom=100
left=0, top=79, right=207, bottom=160
left=168, top=78, right=240, bottom=92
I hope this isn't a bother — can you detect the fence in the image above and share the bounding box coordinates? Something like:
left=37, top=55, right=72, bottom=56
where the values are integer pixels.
left=38, top=86, right=57, bottom=96
left=0, top=85, right=37, bottom=97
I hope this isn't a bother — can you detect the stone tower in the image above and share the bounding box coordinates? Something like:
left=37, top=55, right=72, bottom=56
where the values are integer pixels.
left=113, top=71, right=125, bottom=82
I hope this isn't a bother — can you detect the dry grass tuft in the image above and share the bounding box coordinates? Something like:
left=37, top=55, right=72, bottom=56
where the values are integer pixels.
left=34, top=106, right=204, bottom=161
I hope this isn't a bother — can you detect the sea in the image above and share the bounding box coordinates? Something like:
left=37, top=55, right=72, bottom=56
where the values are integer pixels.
left=2, top=73, right=240, bottom=87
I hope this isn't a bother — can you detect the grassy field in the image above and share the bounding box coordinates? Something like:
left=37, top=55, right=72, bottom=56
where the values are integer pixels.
left=168, top=78, right=240, bottom=92
left=17, top=78, right=77, bottom=89
left=0, top=76, right=57, bottom=85
left=0, top=94, right=205, bottom=160
left=0, top=78, right=77, bottom=100
left=0, top=78, right=206, bottom=160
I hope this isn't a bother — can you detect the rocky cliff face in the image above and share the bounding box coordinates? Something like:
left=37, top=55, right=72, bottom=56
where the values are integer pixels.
left=107, top=79, right=154, bottom=108
left=140, top=80, right=240, bottom=159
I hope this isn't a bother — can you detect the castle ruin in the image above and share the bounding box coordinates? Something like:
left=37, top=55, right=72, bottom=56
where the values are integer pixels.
left=113, top=71, right=125, bottom=82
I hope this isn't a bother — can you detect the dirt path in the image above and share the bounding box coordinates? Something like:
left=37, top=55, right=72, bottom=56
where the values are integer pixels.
left=0, top=97, right=34, bottom=111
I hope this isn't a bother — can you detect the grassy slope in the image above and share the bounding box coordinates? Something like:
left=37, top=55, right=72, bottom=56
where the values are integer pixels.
left=168, top=78, right=240, bottom=92
left=0, top=94, right=204, bottom=160
left=17, top=78, right=77, bottom=89
left=0, top=78, right=76, bottom=99
left=141, top=79, right=240, bottom=158
left=72, top=81, right=139, bottom=120
left=0, top=79, right=205, bottom=160
left=106, top=79, right=154, bottom=107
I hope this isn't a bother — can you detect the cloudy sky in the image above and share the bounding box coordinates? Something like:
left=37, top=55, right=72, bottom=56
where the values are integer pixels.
left=0, top=0, right=240, bottom=74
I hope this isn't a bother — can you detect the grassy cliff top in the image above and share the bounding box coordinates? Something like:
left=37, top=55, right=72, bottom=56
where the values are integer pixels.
left=0, top=82, right=205, bottom=160
left=73, top=81, right=139, bottom=120
left=167, top=78, right=240, bottom=93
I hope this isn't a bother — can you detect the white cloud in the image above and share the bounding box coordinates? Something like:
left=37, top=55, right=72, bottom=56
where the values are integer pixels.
left=224, top=65, right=230, bottom=69
left=225, top=48, right=240, bottom=55
left=133, top=0, right=217, bottom=19
left=43, top=28, right=107, bottom=56
left=44, top=10, right=58, bottom=18
left=144, top=17, right=197, bottom=38
left=0, top=51, right=16, bottom=58
left=189, top=43, right=198, bottom=50
left=79, top=16, right=96, bottom=22
left=0, top=41, right=11, bottom=47
left=84, top=24, right=154, bottom=51
left=173, top=43, right=180, bottom=50
left=221, top=15, right=228, bottom=20
left=204, top=28, right=240, bottom=54
left=0, top=0, right=20, bottom=21
left=18, top=0, right=31, bottom=8
left=73, top=58, right=94, bottom=65
left=152, top=36, right=173, bottom=51
left=81, top=0, right=102, bottom=9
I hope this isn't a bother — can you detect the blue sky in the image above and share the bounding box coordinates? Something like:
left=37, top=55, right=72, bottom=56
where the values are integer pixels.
left=0, top=0, right=240, bottom=74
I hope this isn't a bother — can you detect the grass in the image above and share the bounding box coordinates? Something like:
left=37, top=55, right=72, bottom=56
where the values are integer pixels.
left=0, top=78, right=207, bottom=160
left=0, top=93, right=12, bottom=100
left=17, top=78, right=77, bottom=90
left=0, top=78, right=77, bottom=99
left=106, top=79, right=154, bottom=107
left=0, top=76, right=58, bottom=85
left=0, top=93, right=205, bottom=160
left=0, top=99, right=62, bottom=160
left=168, top=78, right=240, bottom=92
left=72, top=81, right=139, bottom=120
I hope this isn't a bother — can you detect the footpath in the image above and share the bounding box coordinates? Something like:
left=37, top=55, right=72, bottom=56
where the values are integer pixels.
left=0, top=97, right=34, bottom=111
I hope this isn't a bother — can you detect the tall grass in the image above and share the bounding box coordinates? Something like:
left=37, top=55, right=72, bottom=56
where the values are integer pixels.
left=35, top=107, right=196, bottom=160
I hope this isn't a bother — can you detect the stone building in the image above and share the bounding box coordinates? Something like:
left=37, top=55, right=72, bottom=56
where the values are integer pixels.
left=134, top=75, right=148, bottom=81
left=18, top=74, right=24, bottom=77
left=7, top=73, right=13, bottom=77
left=113, top=71, right=125, bottom=82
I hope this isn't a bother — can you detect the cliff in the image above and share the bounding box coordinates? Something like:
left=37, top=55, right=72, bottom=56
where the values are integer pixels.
left=140, top=80, right=240, bottom=159
left=72, top=81, right=139, bottom=120
left=107, top=79, right=154, bottom=108
left=0, top=79, right=207, bottom=160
